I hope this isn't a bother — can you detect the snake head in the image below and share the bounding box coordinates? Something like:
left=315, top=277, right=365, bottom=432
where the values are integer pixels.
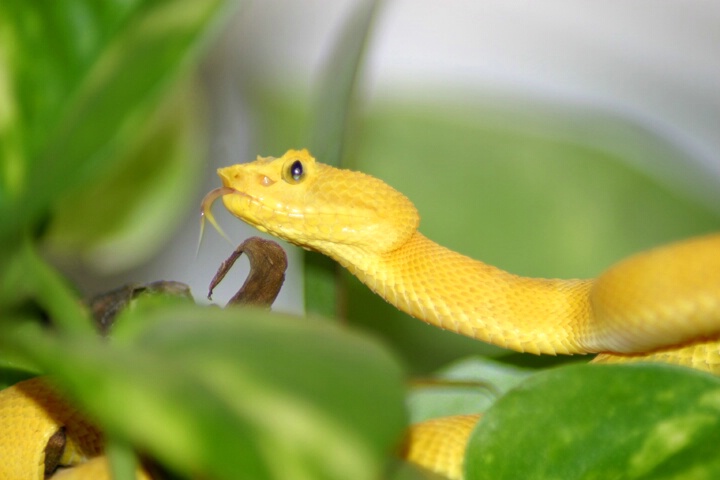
left=216, top=149, right=419, bottom=258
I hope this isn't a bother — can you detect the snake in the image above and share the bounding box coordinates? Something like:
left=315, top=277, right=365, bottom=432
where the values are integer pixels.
left=204, top=149, right=720, bottom=479
left=0, top=376, right=152, bottom=480
left=2, top=149, right=718, bottom=480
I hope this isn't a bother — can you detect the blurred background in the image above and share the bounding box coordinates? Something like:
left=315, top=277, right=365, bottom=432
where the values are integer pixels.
left=15, top=0, right=718, bottom=371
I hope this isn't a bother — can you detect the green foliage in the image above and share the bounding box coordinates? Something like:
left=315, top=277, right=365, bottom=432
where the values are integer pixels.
left=0, top=0, right=220, bottom=263
left=45, top=79, right=206, bottom=271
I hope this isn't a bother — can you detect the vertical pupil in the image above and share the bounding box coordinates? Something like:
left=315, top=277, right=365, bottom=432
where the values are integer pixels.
left=291, top=160, right=303, bottom=180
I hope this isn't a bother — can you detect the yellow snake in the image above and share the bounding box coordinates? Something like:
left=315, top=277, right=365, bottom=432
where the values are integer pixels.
left=0, top=376, right=151, bottom=480
left=2, top=149, right=718, bottom=479
left=208, top=149, right=720, bottom=479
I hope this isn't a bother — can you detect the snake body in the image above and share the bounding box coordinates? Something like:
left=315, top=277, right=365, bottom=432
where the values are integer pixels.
left=214, top=149, right=720, bottom=478
left=0, top=377, right=153, bottom=480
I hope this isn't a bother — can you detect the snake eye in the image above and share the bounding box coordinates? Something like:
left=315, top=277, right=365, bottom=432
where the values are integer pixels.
left=284, top=159, right=305, bottom=184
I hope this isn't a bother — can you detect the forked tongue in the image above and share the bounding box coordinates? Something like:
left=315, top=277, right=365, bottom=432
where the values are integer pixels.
left=197, top=186, right=236, bottom=254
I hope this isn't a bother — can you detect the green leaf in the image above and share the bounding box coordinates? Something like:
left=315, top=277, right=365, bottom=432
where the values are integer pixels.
left=0, top=240, right=93, bottom=334
left=106, top=439, right=140, bottom=480
left=44, top=79, right=206, bottom=272
left=407, top=357, right=533, bottom=424
left=0, top=0, right=233, bottom=250
left=4, top=303, right=407, bottom=480
left=465, top=364, right=720, bottom=479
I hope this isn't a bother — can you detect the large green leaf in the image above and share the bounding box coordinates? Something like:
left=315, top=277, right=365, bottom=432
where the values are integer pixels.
left=465, top=364, right=720, bottom=479
left=3, top=302, right=407, bottom=480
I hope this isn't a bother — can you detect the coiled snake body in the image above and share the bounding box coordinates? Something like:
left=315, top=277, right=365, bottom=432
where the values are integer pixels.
left=215, top=149, right=720, bottom=478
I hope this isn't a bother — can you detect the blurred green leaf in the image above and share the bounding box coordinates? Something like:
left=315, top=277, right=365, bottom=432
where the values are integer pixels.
left=465, top=364, right=720, bottom=479
left=3, top=303, right=407, bottom=480
left=406, top=357, right=533, bottom=424
left=0, top=0, right=233, bottom=256
left=45, top=78, right=205, bottom=272
left=0, top=239, right=92, bottom=334
left=106, top=439, right=139, bottom=480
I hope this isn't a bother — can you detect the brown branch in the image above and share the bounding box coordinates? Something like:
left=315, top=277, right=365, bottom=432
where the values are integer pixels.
left=207, top=237, right=288, bottom=308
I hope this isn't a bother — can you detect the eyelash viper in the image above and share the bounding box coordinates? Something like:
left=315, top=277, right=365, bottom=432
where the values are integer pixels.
left=212, top=149, right=720, bottom=479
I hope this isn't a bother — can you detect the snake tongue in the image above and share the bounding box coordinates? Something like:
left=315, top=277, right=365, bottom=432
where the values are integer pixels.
left=198, top=186, right=236, bottom=253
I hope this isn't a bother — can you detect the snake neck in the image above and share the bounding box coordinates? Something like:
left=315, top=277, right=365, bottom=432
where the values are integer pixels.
left=325, top=231, right=594, bottom=355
